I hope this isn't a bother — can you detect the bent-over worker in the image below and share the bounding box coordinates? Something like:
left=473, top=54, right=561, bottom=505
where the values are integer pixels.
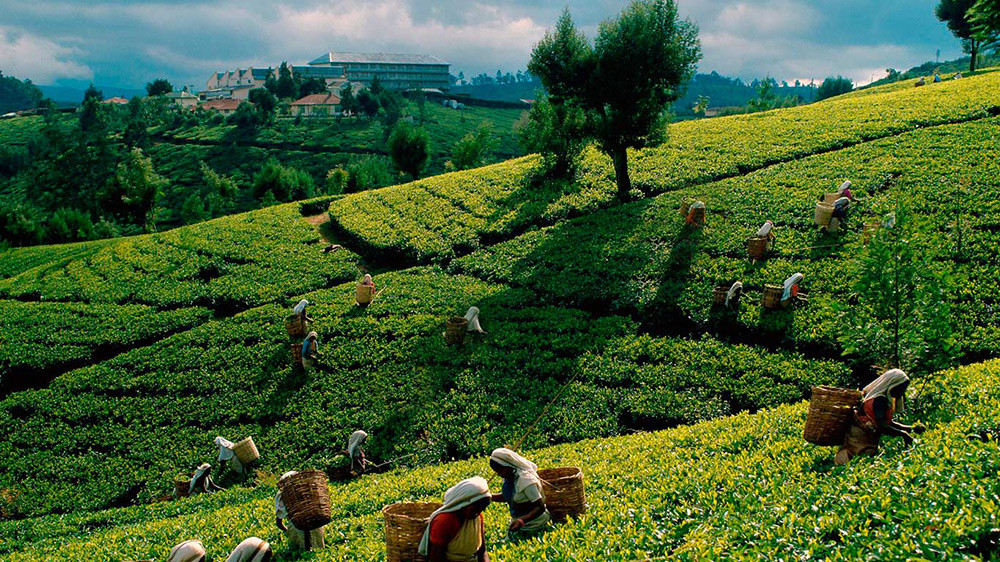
left=829, top=196, right=850, bottom=231
left=225, top=537, right=272, bottom=562
left=464, top=307, right=486, bottom=334
left=686, top=201, right=706, bottom=225
left=214, top=436, right=243, bottom=474
left=167, top=539, right=206, bottom=562
left=344, top=430, right=368, bottom=473
left=361, top=274, right=375, bottom=287
left=419, top=476, right=492, bottom=562
left=837, top=180, right=853, bottom=200
left=276, top=471, right=325, bottom=550
left=757, top=220, right=774, bottom=238
left=293, top=299, right=314, bottom=324
left=725, top=281, right=743, bottom=308
left=489, top=448, right=550, bottom=534
left=190, top=463, right=224, bottom=495
left=301, top=332, right=319, bottom=370
left=915, top=77, right=926, bottom=86
left=781, top=273, right=806, bottom=304
left=834, top=369, right=923, bottom=465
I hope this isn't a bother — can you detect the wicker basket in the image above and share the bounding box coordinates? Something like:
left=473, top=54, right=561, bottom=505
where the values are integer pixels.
left=173, top=475, right=190, bottom=498
left=327, top=464, right=354, bottom=482
left=356, top=284, right=374, bottom=306
left=445, top=316, right=468, bottom=345
left=814, top=203, right=834, bottom=227
left=278, top=470, right=332, bottom=531
left=539, top=467, right=586, bottom=523
left=679, top=200, right=691, bottom=216
left=746, top=236, right=769, bottom=260
left=233, top=437, right=259, bottom=466
left=285, top=314, right=306, bottom=339
left=804, top=386, right=863, bottom=446
left=688, top=207, right=706, bottom=225
left=291, top=343, right=302, bottom=365
left=712, top=286, right=729, bottom=305
left=383, top=502, right=442, bottom=562
left=822, top=192, right=840, bottom=205
left=761, top=285, right=784, bottom=309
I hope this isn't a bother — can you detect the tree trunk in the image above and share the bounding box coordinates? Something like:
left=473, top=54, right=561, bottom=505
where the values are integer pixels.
left=971, top=40, right=978, bottom=73
left=611, top=147, right=632, bottom=201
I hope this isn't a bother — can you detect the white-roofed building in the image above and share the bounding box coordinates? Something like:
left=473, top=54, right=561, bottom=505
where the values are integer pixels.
left=307, top=52, right=450, bottom=90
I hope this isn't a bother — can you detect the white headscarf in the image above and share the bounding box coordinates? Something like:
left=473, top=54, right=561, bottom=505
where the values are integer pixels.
left=833, top=196, right=850, bottom=210
left=782, top=273, right=803, bottom=301
left=225, top=537, right=271, bottom=562
left=689, top=200, right=705, bottom=209
left=275, top=471, right=297, bottom=519
left=167, top=539, right=206, bottom=562
left=348, top=430, right=368, bottom=459
left=362, top=274, right=373, bottom=286
left=863, top=368, right=910, bottom=412
left=214, top=436, right=235, bottom=462
left=464, top=307, right=483, bottom=332
left=726, top=281, right=743, bottom=306
left=757, top=220, right=773, bottom=237
left=837, top=180, right=852, bottom=195
left=417, top=477, right=491, bottom=556
left=293, top=299, right=309, bottom=314
left=190, top=463, right=211, bottom=492
left=490, top=448, right=543, bottom=499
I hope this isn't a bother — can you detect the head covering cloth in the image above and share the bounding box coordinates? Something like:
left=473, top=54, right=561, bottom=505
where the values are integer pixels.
left=757, top=220, right=773, bottom=237
left=490, top=448, right=543, bottom=499
left=293, top=299, right=309, bottom=314
left=726, top=281, right=743, bottom=306
left=167, top=539, right=206, bottom=562
left=782, top=273, right=803, bottom=301
left=863, top=368, right=910, bottom=412
left=417, top=477, right=491, bottom=556
left=224, top=537, right=271, bottom=562
left=348, top=430, right=368, bottom=459
left=837, top=180, right=852, bottom=195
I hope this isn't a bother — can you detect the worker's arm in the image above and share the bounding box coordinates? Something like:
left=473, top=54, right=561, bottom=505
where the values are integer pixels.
left=491, top=493, right=506, bottom=503
left=508, top=500, right=546, bottom=531
left=872, top=398, right=913, bottom=444
left=276, top=517, right=287, bottom=532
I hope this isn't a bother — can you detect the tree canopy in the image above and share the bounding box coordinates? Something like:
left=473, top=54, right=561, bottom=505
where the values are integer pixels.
left=145, top=79, right=173, bottom=96
left=816, top=76, right=854, bottom=101
left=937, top=0, right=997, bottom=71
left=388, top=121, right=430, bottom=180
left=0, top=72, right=43, bottom=114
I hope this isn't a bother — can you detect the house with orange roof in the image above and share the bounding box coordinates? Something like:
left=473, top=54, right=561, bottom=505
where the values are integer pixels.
left=290, top=93, right=341, bottom=117
left=199, top=99, right=242, bottom=115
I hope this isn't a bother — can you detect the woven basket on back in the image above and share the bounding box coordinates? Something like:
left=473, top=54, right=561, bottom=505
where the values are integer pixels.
left=278, top=470, right=331, bottom=531
left=173, top=475, right=190, bottom=498
left=679, top=200, right=691, bottom=216
left=327, top=464, right=354, bottom=482
left=814, top=203, right=834, bottom=227
left=445, top=317, right=468, bottom=345
left=822, top=192, right=840, bottom=205
left=746, top=236, right=769, bottom=260
left=712, top=286, right=729, bottom=305
left=356, top=284, right=374, bottom=305
left=539, top=467, right=586, bottom=523
left=804, top=386, right=863, bottom=446
left=290, top=343, right=302, bottom=365
left=285, top=314, right=306, bottom=339
left=383, top=502, right=441, bottom=562
left=233, top=437, right=259, bottom=466
left=761, top=285, right=784, bottom=309
left=688, top=207, right=706, bottom=225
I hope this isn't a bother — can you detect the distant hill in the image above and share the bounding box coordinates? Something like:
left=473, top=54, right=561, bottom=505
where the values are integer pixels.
left=38, top=84, right=146, bottom=105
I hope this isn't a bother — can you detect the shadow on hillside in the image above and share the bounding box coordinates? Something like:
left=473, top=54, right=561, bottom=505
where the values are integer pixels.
left=639, top=225, right=704, bottom=337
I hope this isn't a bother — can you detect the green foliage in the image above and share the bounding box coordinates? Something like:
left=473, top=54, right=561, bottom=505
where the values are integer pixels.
left=515, top=97, right=590, bottom=176
left=248, top=88, right=278, bottom=126
left=0, top=72, right=43, bottom=114
left=82, top=84, right=103, bottom=104
left=388, top=121, right=430, bottom=180
left=47, top=208, right=95, bottom=243
left=144, top=79, right=173, bottom=97
left=815, top=76, right=855, bottom=101
left=102, top=148, right=167, bottom=229
left=252, top=159, right=314, bottom=203
left=450, top=121, right=497, bottom=170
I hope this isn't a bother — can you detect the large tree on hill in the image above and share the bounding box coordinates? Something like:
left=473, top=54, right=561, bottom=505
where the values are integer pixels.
left=529, top=1, right=701, bottom=201
left=388, top=121, right=430, bottom=180
left=936, top=0, right=996, bottom=72
left=970, top=0, right=1000, bottom=41
left=145, top=79, right=173, bottom=96
left=0, top=72, right=43, bottom=113
left=816, top=76, right=854, bottom=101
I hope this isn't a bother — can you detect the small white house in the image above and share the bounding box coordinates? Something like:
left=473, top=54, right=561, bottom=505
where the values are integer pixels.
left=290, top=93, right=342, bottom=117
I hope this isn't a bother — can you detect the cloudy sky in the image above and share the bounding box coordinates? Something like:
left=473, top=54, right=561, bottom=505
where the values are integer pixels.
left=0, top=0, right=963, bottom=89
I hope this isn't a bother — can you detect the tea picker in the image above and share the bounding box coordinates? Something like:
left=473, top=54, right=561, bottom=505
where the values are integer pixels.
left=356, top=274, right=378, bottom=306
left=189, top=463, right=224, bottom=495
left=343, top=430, right=369, bottom=473
left=225, top=537, right=273, bottom=562
left=489, top=448, right=550, bottom=535
left=301, top=332, right=320, bottom=370
left=780, top=272, right=807, bottom=305
left=464, top=306, right=486, bottom=334
left=834, top=369, right=925, bottom=465
left=166, top=539, right=206, bottom=562
left=213, top=436, right=243, bottom=474
left=419, top=477, right=493, bottom=562
left=276, top=471, right=326, bottom=551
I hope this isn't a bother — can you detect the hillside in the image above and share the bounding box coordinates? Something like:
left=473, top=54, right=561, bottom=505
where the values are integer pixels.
left=1, top=68, right=999, bottom=560
left=4, top=359, right=998, bottom=560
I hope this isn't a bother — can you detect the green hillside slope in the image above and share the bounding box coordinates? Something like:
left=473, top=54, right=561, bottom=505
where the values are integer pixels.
left=4, top=359, right=997, bottom=561
left=1, top=70, right=998, bottom=537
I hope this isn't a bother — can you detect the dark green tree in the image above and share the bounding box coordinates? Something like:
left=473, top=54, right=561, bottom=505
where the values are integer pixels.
left=529, top=1, right=701, bottom=200
left=339, top=84, right=358, bottom=116
left=451, top=121, right=498, bottom=170
left=357, top=89, right=379, bottom=119
left=248, top=88, right=277, bottom=126
left=298, top=78, right=327, bottom=97
left=77, top=97, right=107, bottom=140
left=515, top=96, right=590, bottom=177
left=939, top=0, right=996, bottom=72
left=47, top=207, right=95, bottom=242
left=970, top=0, right=1000, bottom=51
left=145, top=79, right=173, bottom=96
left=0, top=72, right=43, bottom=113
left=252, top=159, right=315, bottom=202
left=815, top=76, right=854, bottom=101
left=83, top=83, right=103, bottom=103
left=268, top=62, right=298, bottom=99
left=123, top=97, right=149, bottom=148
left=388, top=121, right=430, bottom=180
left=102, top=148, right=166, bottom=230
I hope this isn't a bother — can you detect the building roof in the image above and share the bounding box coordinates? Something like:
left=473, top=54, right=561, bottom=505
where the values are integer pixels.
left=292, top=65, right=345, bottom=78
left=101, top=97, right=130, bottom=105
left=251, top=68, right=273, bottom=80
left=309, top=52, right=448, bottom=66
left=165, top=91, right=199, bottom=99
left=290, top=93, right=342, bottom=106
left=200, top=99, right=242, bottom=111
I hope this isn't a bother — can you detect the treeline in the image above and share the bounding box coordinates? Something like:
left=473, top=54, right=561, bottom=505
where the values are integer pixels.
left=451, top=69, right=540, bottom=86
left=0, top=73, right=43, bottom=115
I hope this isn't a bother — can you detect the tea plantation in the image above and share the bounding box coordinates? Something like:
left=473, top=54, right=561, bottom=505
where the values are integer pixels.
left=1, top=70, right=999, bottom=560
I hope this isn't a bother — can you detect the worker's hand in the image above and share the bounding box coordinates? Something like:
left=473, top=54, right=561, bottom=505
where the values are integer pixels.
left=508, top=518, right=525, bottom=532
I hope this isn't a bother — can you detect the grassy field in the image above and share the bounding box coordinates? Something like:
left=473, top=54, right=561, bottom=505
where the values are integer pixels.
left=1, top=69, right=999, bottom=560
